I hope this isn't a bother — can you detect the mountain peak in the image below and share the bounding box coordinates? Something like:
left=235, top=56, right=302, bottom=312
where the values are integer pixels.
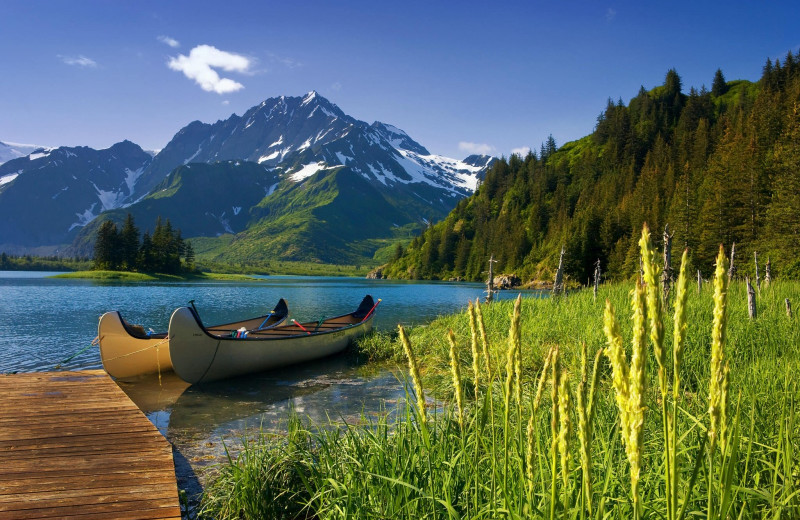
left=370, top=121, right=429, bottom=155
left=301, top=90, right=318, bottom=105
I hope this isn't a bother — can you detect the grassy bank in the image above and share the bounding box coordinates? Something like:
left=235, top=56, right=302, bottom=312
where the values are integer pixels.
left=197, top=259, right=370, bottom=278
left=50, top=270, right=261, bottom=281
left=200, top=241, right=799, bottom=519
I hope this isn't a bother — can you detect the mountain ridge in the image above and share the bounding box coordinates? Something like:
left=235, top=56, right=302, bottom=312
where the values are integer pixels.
left=1, top=92, right=496, bottom=262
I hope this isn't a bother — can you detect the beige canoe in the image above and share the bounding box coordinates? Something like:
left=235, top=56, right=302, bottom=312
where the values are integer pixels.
left=168, top=295, right=379, bottom=384
left=98, top=299, right=289, bottom=380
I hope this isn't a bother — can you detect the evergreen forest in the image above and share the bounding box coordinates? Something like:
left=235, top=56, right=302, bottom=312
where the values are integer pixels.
left=383, top=51, right=800, bottom=284
left=92, top=214, right=195, bottom=274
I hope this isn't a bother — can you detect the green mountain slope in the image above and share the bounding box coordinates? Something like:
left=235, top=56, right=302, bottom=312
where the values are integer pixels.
left=216, top=167, right=419, bottom=264
left=72, top=162, right=429, bottom=265
left=70, top=161, right=280, bottom=255
left=384, top=52, right=800, bottom=282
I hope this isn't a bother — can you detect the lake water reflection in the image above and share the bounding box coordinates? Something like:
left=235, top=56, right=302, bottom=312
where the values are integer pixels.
left=0, top=271, right=542, bottom=496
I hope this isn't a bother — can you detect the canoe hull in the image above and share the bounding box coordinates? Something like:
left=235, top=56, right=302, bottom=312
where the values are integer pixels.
left=99, top=299, right=288, bottom=381
left=98, top=312, right=172, bottom=380
left=168, top=299, right=375, bottom=384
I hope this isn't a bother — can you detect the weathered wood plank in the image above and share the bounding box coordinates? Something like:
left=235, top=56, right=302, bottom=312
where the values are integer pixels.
left=0, top=370, right=181, bottom=520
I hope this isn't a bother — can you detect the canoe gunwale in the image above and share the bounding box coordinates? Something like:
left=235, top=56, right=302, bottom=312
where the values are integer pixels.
left=185, top=295, right=373, bottom=343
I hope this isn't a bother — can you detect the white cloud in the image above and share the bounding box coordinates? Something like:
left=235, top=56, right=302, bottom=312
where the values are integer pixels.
left=168, top=45, right=251, bottom=94
left=158, top=35, right=180, bottom=48
left=606, top=8, right=616, bottom=21
left=330, top=81, right=342, bottom=92
left=59, top=55, right=97, bottom=68
left=222, top=100, right=230, bottom=105
left=511, top=146, right=531, bottom=157
left=459, top=141, right=495, bottom=155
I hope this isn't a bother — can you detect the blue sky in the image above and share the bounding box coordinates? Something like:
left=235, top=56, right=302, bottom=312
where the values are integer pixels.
left=1, top=0, right=797, bottom=159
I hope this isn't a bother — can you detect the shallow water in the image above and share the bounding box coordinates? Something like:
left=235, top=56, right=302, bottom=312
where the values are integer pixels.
left=0, top=271, right=541, bottom=500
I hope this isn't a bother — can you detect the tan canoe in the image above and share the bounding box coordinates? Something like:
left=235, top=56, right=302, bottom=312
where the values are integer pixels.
left=168, top=295, right=379, bottom=384
left=98, top=299, right=289, bottom=380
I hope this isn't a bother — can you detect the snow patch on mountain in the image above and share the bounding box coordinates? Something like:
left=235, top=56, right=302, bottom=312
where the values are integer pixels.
left=0, top=172, right=19, bottom=187
left=69, top=204, right=99, bottom=231
left=258, top=151, right=280, bottom=163
left=335, top=152, right=352, bottom=164
left=92, top=182, right=125, bottom=210
left=29, top=149, right=54, bottom=160
left=184, top=144, right=203, bottom=164
left=289, top=162, right=331, bottom=182
left=301, top=91, right=317, bottom=106
left=123, top=166, right=145, bottom=197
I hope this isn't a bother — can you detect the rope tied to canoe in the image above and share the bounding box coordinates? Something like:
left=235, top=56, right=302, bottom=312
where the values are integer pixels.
left=54, top=336, right=99, bottom=369
left=101, top=336, right=171, bottom=388
left=102, top=337, right=171, bottom=362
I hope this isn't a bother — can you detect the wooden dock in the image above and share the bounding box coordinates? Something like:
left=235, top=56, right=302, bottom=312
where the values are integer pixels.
left=0, top=370, right=181, bottom=520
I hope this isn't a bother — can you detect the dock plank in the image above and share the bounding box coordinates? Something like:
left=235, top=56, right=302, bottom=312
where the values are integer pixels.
left=0, top=370, right=181, bottom=520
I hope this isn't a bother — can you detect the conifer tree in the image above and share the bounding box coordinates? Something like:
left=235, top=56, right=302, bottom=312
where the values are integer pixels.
left=184, top=241, right=196, bottom=272
left=711, top=68, right=728, bottom=97
left=138, top=231, right=154, bottom=272
left=93, top=220, right=120, bottom=270
left=119, top=213, right=140, bottom=271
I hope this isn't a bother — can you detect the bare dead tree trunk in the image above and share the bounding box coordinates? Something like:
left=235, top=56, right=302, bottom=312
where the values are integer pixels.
left=765, top=257, right=772, bottom=286
left=593, top=258, right=601, bottom=301
left=754, top=251, right=761, bottom=291
left=728, top=242, right=737, bottom=282
left=746, top=276, right=757, bottom=319
left=662, top=224, right=674, bottom=304
left=697, top=269, right=702, bottom=294
left=553, top=245, right=565, bottom=295
left=786, top=298, right=792, bottom=319
left=485, top=255, right=497, bottom=304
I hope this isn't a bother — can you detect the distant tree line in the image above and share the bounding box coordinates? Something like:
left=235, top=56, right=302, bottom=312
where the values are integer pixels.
left=0, top=253, right=91, bottom=272
left=384, top=50, right=800, bottom=283
left=93, top=214, right=195, bottom=274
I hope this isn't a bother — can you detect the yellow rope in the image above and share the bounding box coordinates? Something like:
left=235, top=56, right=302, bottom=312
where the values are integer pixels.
left=156, top=342, right=162, bottom=388
left=101, top=336, right=171, bottom=362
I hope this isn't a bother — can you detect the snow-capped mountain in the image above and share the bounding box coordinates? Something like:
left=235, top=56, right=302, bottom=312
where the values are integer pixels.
left=0, top=141, right=152, bottom=251
left=2, top=92, right=496, bottom=261
left=133, top=92, right=490, bottom=209
left=0, top=141, right=48, bottom=165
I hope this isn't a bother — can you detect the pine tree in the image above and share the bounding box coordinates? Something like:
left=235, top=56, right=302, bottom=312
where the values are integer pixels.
left=184, top=241, right=196, bottom=272
left=711, top=68, right=728, bottom=97
left=93, top=220, right=120, bottom=270
left=392, top=243, right=404, bottom=262
left=119, top=213, right=140, bottom=271
left=138, top=231, right=155, bottom=272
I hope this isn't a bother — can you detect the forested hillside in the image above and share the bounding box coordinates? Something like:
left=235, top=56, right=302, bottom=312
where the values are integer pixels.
left=383, top=51, right=800, bottom=283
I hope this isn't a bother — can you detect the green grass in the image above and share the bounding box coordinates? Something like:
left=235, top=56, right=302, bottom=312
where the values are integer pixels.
left=50, top=270, right=261, bottom=281
left=200, top=277, right=800, bottom=519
